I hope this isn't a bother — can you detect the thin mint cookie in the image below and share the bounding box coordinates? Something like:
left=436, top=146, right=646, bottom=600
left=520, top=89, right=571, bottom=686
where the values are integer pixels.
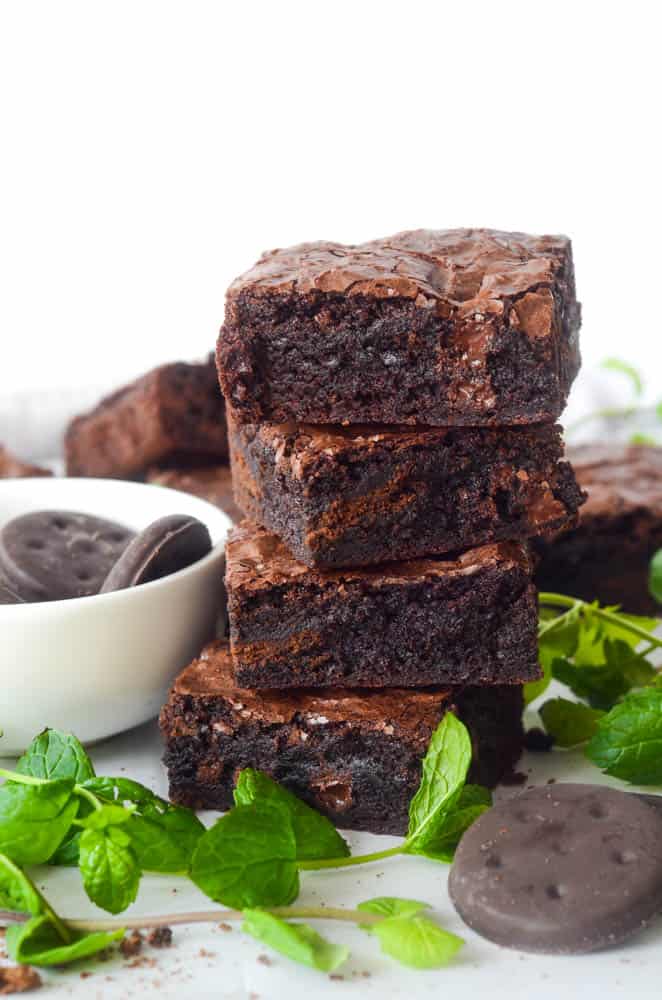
left=100, top=514, right=211, bottom=593
left=449, top=783, right=662, bottom=954
left=0, top=572, right=25, bottom=604
left=0, top=511, right=135, bottom=602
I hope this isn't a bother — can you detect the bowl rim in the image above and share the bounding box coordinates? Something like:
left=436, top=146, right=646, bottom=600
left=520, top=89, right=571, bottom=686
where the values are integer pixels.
left=0, top=476, right=230, bottom=612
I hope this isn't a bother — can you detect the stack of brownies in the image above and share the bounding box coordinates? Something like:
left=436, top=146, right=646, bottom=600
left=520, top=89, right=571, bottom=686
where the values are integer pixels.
left=161, top=228, right=584, bottom=834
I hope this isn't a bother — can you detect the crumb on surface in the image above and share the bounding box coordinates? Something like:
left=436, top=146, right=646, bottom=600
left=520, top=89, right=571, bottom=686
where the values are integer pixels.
left=524, top=727, right=554, bottom=753
left=147, top=927, right=172, bottom=949
left=218, top=923, right=233, bottom=932
left=0, top=965, right=42, bottom=994
left=257, top=954, right=272, bottom=966
left=120, top=931, right=144, bottom=958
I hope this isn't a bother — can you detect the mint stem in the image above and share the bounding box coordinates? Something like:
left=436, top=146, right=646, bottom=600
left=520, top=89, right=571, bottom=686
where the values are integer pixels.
left=0, top=905, right=383, bottom=933
left=538, top=592, right=662, bottom=648
left=297, top=845, right=403, bottom=870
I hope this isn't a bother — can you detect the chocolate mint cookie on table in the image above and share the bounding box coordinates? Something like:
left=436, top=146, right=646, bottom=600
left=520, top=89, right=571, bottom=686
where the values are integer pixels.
left=160, top=640, right=524, bottom=835
left=536, top=443, right=662, bottom=615
left=230, top=418, right=585, bottom=569
left=225, top=520, right=540, bottom=689
left=65, top=356, right=228, bottom=479
left=100, top=514, right=212, bottom=593
left=217, top=228, right=580, bottom=427
left=449, top=783, right=662, bottom=954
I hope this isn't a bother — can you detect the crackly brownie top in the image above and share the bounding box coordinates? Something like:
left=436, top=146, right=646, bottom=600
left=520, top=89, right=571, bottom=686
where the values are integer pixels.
left=226, top=520, right=533, bottom=592
left=227, top=228, right=574, bottom=331
left=569, top=444, right=662, bottom=519
left=173, top=640, right=452, bottom=731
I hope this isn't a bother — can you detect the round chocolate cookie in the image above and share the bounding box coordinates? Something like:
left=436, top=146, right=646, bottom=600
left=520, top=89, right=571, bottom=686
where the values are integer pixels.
left=0, top=511, right=135, bottom=602
left=100, top=514, right=212, bottom=593
left=449, top=783, right=662, bottom=954
left=0, top=572, right=25, bottom=604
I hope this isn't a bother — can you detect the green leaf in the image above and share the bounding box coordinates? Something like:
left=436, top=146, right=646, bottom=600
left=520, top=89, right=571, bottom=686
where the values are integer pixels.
left=83, top=777, right=205, bottom=873
left=242, top=910, right=348, bottom=972
left=357, top=897, right=429, bottom=918
left=16, top=729, right=95, bottom=784
left=78, top=826, right=141, bottom=914
left=234, top=770, right=349, bottom=862
left=552, top=640, right=654, bottom=711
left=649, top=549, right=662, bottom=604
left=404, top=714, right=472, bottom=855
left=586, top=689, right=662, bottom=783
left=0, top=779, right=78, bottom=865
left=629, top=433, right=657, bottom=446
left=79, top=804, right=134, bottom=830
left=539, top=698, right=605, bottom=747
left=0, top=852, right=42, bottom=915
left=602, top=357, right=644, bottom=397
left=190, top=801, right=299, bottom=909
left=367, top=915, right=463, bottom=969
left=524, top=657, right=552, bottom=706
left=6, top=914, right=123, bottom=967
left=656, top=400, right=662, bottom=423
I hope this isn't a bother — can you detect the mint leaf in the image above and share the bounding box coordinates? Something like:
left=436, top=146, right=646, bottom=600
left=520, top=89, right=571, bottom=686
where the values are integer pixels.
left=234, top=770, right=349, bottom=861
left=16, top=729, right=95, bottom=783
left=0, top=852, right=42, bottom=915
left=412, top=785, right=491, bottom=862
left=0, top=779, right=78, bottom=865
left=6, top=914, right=123, bottom=966
left=79, top=804, right=134, bottom=830
left=586, top=689, right=662, bottom=783
left=552, top=640, right=654, bottom=711
left=367, top=915, right=463, bottom=969
left=79, top=825, right=140, bottom=914
left=602, top=357, right=644, bottom=397
left=191, top=801, right=299, bottom=909
left=84, top=777, right=205, bottom=873
left=540, top=698, right=605, bottom=747
left=404, top=714, right=472, bottom=855
left=242, top=909, right=348, bottom=972
left=649, top=549, right=662, bottom=604
left=358, top=897, right=429, bottom=918
left=630, top=433, right=657, bottom=446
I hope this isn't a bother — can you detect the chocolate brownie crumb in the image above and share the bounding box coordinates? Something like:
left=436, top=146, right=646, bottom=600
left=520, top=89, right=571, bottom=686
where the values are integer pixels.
left=147, top=927, right=172, bottom=948
left=120, top=931, right=143, bottom=958
left=257, top=955, right=272, bottom=966
left=524, top=727, right=555, bottom=752
left=0, top=965, right=42, bottom=994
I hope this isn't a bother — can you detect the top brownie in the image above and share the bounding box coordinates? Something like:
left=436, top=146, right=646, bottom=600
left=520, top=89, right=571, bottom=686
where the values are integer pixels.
left=218, top=228, right=581, bottom=426
left=65, top=357, right=228, bottom=479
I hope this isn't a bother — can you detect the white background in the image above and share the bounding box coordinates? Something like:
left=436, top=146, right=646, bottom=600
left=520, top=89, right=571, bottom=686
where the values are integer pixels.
left=0, top=0, right=660, bottom=404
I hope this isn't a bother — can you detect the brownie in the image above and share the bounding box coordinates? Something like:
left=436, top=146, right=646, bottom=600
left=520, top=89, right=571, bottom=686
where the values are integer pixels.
left=225, top=520, right=540, bottom=688
left=146, top=463, right=241, bottom=522
left=218, top=228, right=580, bottom=427
left=230, top=418, right=585, bottom=569
left=0, top=445, right=51, bottom=478
left=65, top=357, right=228, bottom=479
left=536, top=443, right=662, bottom=615
left=160, top=640, right=524, bottom=835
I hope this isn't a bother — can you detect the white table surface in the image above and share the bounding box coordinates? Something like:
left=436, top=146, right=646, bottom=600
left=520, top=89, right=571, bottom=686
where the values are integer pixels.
left=2, top=711, right=661, bottom=999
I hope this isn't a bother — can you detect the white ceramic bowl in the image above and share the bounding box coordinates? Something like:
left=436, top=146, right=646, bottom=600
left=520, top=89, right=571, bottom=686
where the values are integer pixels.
left=0, top=478, right=230, bottom=755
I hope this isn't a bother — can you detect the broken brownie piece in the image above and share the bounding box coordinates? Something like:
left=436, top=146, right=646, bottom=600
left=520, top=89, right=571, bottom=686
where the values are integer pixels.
left=65, top=357, right=228, bottom=479
left=146, top=463, right=240, bottom=522
left=0, top=445, right=51, bottom=479
left=160, top=640, right=524, bottom=835
left=536, top=443, right=662, bottom=615
left=218, top=228, right=580, bottom=427
left=225, top=520, right=540, bottom=688
left=230, top=418, right=584, bottom=568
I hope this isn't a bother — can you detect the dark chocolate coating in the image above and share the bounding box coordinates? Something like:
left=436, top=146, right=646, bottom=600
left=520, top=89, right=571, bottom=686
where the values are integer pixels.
left=449, top=783, right=662, bottom=954
left=0, top=510, right=134, bottom=602
left=0, top=572, right=25, bottom=604
left=100, top=514, right=211, bottom=593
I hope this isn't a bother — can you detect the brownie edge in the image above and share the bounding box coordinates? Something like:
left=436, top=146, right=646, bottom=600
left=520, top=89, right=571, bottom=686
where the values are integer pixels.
left=160, top=641, right=524, bottom=835
left=218, top=228, right=580, bottom=427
